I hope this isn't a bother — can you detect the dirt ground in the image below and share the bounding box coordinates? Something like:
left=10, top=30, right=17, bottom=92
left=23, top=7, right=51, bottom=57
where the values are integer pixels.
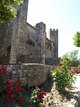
left=24, top=76, right=80, bottom=107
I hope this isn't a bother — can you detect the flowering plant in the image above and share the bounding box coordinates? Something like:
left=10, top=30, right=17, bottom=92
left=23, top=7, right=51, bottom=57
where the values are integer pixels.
left=76, top=65, right=80, bottom=73
left=0, top=64, right=8, bottom=92
left=69, top=65, right=80, bottom=74
left=0, top=65, right=26, bottom=107
left=5, top=79, right=24, bottom=105
left=30, top=87, right=51, bottom=107
left=51, top=58, right=75, bottom=91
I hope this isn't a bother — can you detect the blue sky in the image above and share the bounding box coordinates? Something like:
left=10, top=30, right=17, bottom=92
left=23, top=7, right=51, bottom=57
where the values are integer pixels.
left=27, top=0, right=80, bottom=57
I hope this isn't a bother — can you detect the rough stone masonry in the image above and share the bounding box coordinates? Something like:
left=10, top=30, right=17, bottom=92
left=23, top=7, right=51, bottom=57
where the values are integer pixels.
left=0, top=0, right=59, bottom=88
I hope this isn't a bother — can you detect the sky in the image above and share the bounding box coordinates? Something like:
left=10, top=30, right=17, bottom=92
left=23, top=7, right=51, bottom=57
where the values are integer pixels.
left=27, top=0, right=80, bottom=57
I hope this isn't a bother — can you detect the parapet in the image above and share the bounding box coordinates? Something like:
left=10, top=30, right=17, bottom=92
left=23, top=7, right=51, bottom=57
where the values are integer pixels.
left=50, top=28, right=58, bottom=34
left=49, top=29, right=58, bottom=38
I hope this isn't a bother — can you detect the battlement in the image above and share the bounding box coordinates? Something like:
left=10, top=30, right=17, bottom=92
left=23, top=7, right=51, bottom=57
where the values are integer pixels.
left=49, top=29, right=58, bottom=37
left=50, top=29, right=58, bottom=32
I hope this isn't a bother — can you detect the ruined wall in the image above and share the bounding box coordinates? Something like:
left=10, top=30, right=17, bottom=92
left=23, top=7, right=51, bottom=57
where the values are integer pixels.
left=23, top=23, right=35, bottom=55
left=26, top=23, right=35, bottom=41
left=6, top=63, right=51, bottom=88
left=34, top=22, right=46, bottom=64
left=10, top=0, right=29, bottom=63
left=0, top=22, right=13, bottom=56
left=0, top=23, right=13, bottom=64
left=17, top=23, right=35, bottom=56
left=45, top=38, right=54, bottom=58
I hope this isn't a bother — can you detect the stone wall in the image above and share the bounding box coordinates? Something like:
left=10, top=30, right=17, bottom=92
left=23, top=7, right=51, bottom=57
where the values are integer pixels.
left=17, top=55, right=42, bottom=63
left=0, top=23, right=13, bottom=64
left=34, top=22, right=46, bottom=64
left=10, top=0, right=29, bottom=63
left=50, top=29, right=58, bottom=59
left=0, top=23, right=13, bottom=56
left=6, top=63, right=51, bottom=88
left=45, top=58, right=60, bottom=66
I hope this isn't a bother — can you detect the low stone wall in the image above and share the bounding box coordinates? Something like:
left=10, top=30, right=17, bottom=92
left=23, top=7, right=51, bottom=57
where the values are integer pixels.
left=6, top=63, right=51, bottom=88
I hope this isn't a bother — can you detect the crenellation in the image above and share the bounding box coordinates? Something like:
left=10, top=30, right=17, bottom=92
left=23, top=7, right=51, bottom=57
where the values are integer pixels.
left=49, top=29, right=58, bottom=37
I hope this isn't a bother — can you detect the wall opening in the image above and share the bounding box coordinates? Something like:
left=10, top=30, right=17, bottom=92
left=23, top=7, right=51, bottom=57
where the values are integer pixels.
left=0, top=45, right=11, bottom=64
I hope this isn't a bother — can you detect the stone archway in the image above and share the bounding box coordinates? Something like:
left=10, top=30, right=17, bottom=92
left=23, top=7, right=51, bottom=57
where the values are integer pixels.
left=0, top=45, right=11, bottom=64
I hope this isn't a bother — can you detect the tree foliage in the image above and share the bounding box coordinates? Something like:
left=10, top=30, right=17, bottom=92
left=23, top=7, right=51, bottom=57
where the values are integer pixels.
left=0, top=0, right=23, bottom=24
left=63, top=50, right=80, bottom=67
left=73, top=32, right=80, bottom=47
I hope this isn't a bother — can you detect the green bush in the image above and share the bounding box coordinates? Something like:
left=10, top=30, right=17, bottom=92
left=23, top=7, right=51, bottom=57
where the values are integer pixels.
left=51, top=58, right=75, bottom=91
left=63, top=50, right=80, bottom=67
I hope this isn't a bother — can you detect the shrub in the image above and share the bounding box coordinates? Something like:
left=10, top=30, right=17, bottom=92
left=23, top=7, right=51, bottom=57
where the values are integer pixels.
left=51, top=58, right=75, bottom=91
left=0, top=64, right=26, bottom=107
left=30, top=87, right=51, bottom=107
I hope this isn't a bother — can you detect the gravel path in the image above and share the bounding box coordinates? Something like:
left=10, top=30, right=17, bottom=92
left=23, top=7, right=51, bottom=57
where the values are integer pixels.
left=40, top=74, right=80, bottom=107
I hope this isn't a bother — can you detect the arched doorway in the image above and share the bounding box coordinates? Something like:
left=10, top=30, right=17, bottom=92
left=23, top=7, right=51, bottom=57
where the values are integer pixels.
left=5, top=45, right=11, bottom=56
left=0, top=45, right=11, bottom=64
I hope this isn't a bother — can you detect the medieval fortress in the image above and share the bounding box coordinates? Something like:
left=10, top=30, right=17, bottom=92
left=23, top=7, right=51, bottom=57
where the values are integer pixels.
left=0, top=0, right=58, bottom=65
left=0, top=0, right=59, bottom=87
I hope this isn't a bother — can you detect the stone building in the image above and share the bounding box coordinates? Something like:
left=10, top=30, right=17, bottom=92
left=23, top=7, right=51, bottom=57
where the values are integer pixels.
left=0, top=0, right=58, bottom=65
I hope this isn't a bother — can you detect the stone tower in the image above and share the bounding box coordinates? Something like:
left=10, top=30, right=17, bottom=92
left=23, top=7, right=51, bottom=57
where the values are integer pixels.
left=34, top=22, right=46, bottom=64
left=50, top=29, right=58, bottom=59
left=10, top=0, right=29, bottom=63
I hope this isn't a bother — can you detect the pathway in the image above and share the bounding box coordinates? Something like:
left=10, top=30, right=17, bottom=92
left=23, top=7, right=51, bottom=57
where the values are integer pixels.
left=67, top=74, right=80, bottom=107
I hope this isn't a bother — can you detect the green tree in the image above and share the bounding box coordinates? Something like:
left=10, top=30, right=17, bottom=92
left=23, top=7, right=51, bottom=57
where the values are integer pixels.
left=0, top=0, right=23, bottom=24
left=73, top=32, right=80, bottom=47
left=63, top=50, right=80, bottom=67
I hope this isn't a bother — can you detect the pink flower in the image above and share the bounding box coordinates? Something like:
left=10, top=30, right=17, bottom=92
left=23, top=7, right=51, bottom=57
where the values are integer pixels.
left=19, top=96, right=24, bottom=102
left=10, top=83, right=15, bottom=87
left=1, top=65, right=8, bottom=74
left=16, top=86, right=22, bottom=92
left=70, top=68, right=75, bottom=74
left=62, top=72, right=65, bottom=75
left=3, top=66, right=8, bottom=74
left=15, top=80, right=21, bottom=85
left=78, top=65, right=80, bottom=70
left=39, top=90, right=43, bottom=93
left=57, top=65, right=60, bottom=68
left=0, top=72, right=3, bottom=77
left=7, top=79, right=10, bottom=84
left=6, top=86, right=11, bottom=94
